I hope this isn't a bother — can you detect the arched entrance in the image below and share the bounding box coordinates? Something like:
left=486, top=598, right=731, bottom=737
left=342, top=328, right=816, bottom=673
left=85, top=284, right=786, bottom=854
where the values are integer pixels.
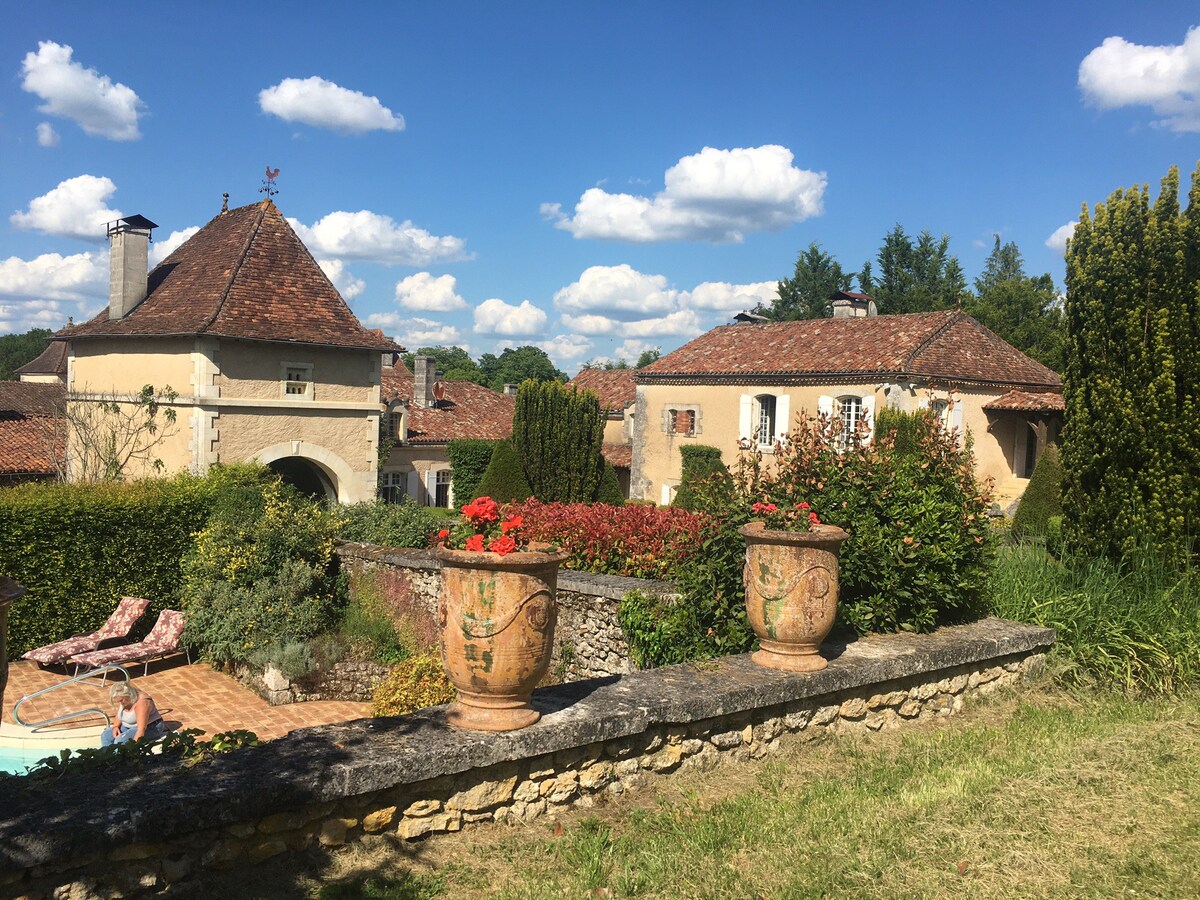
left=266, top=456, right=336, bottom=502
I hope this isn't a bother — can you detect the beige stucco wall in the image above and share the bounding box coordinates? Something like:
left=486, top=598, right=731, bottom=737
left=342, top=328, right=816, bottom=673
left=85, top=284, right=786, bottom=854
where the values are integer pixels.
left=631, top=380, right=1036, bottom=506
left=382, top=446, right=452, bottom=507
left=63, top=338, right=382, bottom=502
left=602, top=413, right=629, bottom=446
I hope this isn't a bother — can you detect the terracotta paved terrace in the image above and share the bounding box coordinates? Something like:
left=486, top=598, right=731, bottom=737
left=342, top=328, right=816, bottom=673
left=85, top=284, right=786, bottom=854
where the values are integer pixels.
left=4, top=656, right=370, bottom=742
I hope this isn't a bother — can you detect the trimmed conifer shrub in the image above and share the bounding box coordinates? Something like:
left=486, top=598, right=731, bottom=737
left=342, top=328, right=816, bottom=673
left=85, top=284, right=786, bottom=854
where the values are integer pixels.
left=446, top=439, right=499, bottom=503
left=474, top=441, right=533, bottom=503
left=1062, top=163, right=1200, bottom=565
left=511, top=380, right=605, bottom=503
left=596, top=462, right=625, bottom=505
left=1012, top=443, right=1064, bottom=538
left=874, top=406, right=930, bottom=457
left=673, top=445, right=730, bottom=510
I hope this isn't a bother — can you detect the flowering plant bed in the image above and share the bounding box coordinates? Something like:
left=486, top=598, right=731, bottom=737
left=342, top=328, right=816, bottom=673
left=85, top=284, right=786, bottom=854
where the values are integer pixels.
left=436, top=496, right=530, bottom=556
left=750, top=500, right=823, bottom=532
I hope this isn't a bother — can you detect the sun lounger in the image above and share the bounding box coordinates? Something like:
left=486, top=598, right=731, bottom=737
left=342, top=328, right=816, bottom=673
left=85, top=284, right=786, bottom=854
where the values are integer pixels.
left=21, top=596, right=150, bottom=666
left=70, top=609, right=188, bottom=675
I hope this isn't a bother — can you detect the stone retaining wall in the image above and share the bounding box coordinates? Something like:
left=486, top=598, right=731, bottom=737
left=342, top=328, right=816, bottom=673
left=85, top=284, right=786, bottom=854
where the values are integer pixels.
left=0, top=618, right=1052, bottom=898
left=336, top=543, right=676, bottom=680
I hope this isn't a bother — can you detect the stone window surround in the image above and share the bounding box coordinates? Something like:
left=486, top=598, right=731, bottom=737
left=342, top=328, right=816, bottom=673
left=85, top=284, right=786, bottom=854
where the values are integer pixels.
left=280, top=361, right=314, bottom=401
left=662, top=403, right=702, bottom=436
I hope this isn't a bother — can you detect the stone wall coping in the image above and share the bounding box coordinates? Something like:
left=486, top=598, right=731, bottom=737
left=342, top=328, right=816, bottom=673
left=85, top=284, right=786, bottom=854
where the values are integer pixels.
left=0, top=617, right=1051, bottom=872
left=336, top=542, right=678, bottom=599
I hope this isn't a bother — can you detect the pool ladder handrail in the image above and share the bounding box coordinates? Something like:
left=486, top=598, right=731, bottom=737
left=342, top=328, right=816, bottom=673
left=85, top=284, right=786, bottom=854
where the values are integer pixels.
left=12, top=664, right=131, bottom=731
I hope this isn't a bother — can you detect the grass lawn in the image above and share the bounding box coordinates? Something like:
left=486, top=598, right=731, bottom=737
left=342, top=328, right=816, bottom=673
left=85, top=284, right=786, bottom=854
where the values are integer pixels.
left=216, top=684, right=1200, bottom=898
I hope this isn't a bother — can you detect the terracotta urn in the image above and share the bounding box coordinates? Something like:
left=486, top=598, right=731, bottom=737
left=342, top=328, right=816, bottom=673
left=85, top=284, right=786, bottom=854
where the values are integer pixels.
left=738, top=521, right=850, bottom=672
left=434, top=546, right=568, bottom=731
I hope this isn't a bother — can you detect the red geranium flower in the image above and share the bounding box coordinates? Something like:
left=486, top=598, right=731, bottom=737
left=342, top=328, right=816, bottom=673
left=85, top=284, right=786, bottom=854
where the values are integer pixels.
left=500, top=515, right=523, bottom=534
left=464, top=534, right=486, bottom=552
left=488, top=534, right=517, bottom=556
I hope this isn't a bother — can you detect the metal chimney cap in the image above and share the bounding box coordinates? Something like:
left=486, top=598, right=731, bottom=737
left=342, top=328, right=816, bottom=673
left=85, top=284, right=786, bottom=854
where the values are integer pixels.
left=107, top=214, right=158, bottom=237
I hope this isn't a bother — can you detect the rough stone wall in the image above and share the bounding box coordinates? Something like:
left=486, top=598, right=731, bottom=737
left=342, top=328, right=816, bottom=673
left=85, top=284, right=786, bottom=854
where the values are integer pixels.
left=2, top=648, right=1047, bottom=898
left=336, top=543, right=674, bottom=681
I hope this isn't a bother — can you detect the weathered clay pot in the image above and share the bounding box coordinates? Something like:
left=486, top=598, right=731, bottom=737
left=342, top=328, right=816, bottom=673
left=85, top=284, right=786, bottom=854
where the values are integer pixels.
left=738, top=522, right=850, bottom=672
left=434, top=546, right=568, bottom=731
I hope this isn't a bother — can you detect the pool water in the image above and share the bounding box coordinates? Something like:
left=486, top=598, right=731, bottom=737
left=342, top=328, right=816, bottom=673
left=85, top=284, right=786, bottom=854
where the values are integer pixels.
left=0, top=746, right=58, bottom=776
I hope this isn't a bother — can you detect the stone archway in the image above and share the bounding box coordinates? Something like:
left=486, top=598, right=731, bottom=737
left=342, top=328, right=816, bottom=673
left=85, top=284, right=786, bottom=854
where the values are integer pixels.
left=254, top=440, right=362, bottom=504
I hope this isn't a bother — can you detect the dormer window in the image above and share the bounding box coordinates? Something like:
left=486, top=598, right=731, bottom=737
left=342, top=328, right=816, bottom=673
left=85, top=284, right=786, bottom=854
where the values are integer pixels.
left=281, top=362, right=313, bottom=400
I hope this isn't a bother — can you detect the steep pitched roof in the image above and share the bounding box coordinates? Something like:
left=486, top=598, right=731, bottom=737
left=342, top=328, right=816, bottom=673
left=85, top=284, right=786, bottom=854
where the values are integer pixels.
left=14, top=340, right=67, bottom=379
left=0, top=382, right=64, bottom=476
left=380, top=365, right=515, bottom=445
left=570, top=368, right=636, bottom=411
left=637, top=310, right=1061, bottom=391
left=60, top=201, right=397, bottom=351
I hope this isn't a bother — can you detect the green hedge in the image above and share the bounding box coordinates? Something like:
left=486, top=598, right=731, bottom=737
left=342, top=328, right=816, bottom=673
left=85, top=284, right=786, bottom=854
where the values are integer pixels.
left=673, top=445, right=729, bottom=510
left=447, top=439, right=499, bottom=504
left=0, top=475, right=217, bottom=656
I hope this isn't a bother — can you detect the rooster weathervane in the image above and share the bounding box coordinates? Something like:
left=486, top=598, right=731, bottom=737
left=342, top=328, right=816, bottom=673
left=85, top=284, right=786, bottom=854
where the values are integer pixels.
left=260, top=166, right=280, bottom=198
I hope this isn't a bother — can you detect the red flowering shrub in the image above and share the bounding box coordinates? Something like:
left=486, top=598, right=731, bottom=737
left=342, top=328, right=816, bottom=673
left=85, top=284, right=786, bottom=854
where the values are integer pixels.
left=506, top=499, right=711, bottom=580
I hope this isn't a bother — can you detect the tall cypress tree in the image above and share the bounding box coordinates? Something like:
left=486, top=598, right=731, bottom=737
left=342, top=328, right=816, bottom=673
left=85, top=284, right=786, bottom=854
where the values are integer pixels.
left=511, top=380, right=605, bottom=503
left=1061, top=164, right=1200, bottom=565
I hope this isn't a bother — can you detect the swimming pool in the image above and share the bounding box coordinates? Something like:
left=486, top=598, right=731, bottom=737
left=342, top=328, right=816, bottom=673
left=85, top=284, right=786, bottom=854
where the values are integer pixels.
left=0, top=746, right=58, bottom=776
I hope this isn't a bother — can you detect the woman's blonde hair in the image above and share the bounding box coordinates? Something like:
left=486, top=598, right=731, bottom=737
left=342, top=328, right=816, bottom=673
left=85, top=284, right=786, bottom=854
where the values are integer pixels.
left=109, top=683, right=140, bottom=704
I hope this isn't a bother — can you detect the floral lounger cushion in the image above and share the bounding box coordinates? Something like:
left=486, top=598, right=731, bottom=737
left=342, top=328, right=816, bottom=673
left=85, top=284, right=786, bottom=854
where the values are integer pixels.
left=21, top=596, right=150, bottom=665
left=69, top=609, right=185, bottom=670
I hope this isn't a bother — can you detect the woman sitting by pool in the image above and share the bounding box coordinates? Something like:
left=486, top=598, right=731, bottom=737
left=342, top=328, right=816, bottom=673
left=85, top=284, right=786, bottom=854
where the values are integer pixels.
left=101, top=683, right=166, bottom=746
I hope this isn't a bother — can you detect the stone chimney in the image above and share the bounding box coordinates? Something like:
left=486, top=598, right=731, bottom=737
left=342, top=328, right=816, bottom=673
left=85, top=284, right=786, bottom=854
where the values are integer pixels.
left=413, top=355, right=438, bottom=408
left=503, top=383, right=519, bottom=396
left=829, top=291, right=877, bottom=318
left=107, top=215, right=157, bottom=320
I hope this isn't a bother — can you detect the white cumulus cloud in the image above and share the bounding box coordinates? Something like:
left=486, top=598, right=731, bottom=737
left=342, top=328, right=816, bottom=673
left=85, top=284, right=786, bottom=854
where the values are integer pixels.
left=149, top=227, right=200, bottom=266
left=1078, top=27, right=1200, bottom=132
left=365, top=314, right=464, bottom=348
left=11, top=175, right=122, bottom=242
left=289, top=211, right=469, bottom=265
left=20, top=41, right=143, bottom=140
left=317, top=259, right=366, bottom=301
left=560, top=313, right=620, bottom=335
left=498, top=335, right=593, bottom=367
left=621, top=310, right=704, bottom=338
left=554, top=264, right=679, bottom=317
left=474, top=299, right=548, bottom=336
left=394, top=272, right=468, bottom=312
left=0, top=250, right=108, bottom=305
left=614, top=339, right=661, bottom=361
left=1046, top=221, right=1078, bottom=256
left=684, top=280, right=778, bottom=312
left=259, top=76, right=405, bottom=134
left=543, top=145, right=826, bottom=243
left=36, top=122, right=60, bottom=147
left=0, top=299, right=72, bottom=334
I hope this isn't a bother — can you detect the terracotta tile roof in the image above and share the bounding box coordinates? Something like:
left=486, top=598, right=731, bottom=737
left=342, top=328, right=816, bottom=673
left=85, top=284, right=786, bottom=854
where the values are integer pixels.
left=380, top=366, right=515, bottom=444
left=14, top=340, right=67, bottom=379
left=983, top=389, right=1065, bottom=413
left=602, top=442, right=632, bottom=469
left=638, top=310, right=1061, bottom=390
left=59, top=201, right=398, bottom=352
left=0, top=383, right=64, bottom=476
left=0, top=382, right=64, bottom=416
left=570, top=368, right=636, bottom=411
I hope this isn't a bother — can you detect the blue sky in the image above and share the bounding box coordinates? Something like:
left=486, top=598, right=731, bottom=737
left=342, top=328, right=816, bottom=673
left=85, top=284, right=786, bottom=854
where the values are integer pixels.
left=2, top=2, right=1198, bottom=373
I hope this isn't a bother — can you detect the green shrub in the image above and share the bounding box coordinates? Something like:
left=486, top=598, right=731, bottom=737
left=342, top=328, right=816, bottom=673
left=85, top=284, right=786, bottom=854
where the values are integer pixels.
left=474, top=441, right=533, bottom=503
left=182, top=479, right=346, bottom=665
left=0, top=474, right=219, bottom=655
left=447, top=439, right=499, bottom=503
left=595, top=462, right=625, bottom=506
left=371, top=652, right=455, bottom=716
left=512, top=380, right=605, bottom=502
left=251, top=641, right=317, bottom=680
left=988, top=543, right=1200, bottom=695
left=339, top=498, right=439, bottom=548
left=672, top=445, right=731, bottom=511
left=339, top=581, right=410, bottom=665
left=874, top=406, right=924, bottom=457
left=737, top=410, right=993, bottom=634
left=1012, top=444, right=1064, bottom=539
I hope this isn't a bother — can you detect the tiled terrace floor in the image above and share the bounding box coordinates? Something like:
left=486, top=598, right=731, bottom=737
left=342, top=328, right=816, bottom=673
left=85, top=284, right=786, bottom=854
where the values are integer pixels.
left=3, top=656, right=370, bottom=742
